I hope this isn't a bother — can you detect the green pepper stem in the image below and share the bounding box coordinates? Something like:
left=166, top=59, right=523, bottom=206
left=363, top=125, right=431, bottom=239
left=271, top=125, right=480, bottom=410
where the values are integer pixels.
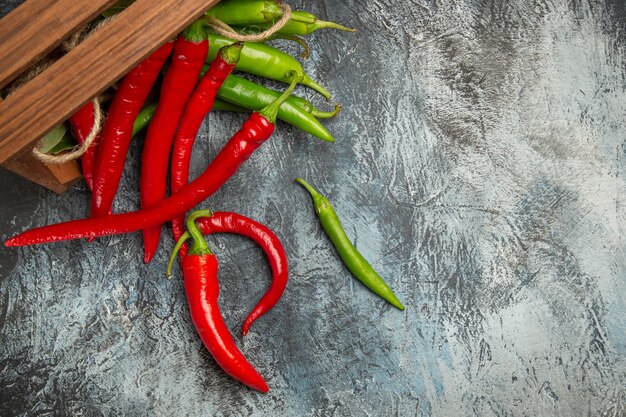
left=309, top=20, right=356, bottom=33
left=258, top=71, right=301, bottom=123
left=186, top=210, right=213, bottom=256
left=165, top=210, right=214, bottom=277
left=277, top=34, right=310, bottom=59
left=167, top=231, right=191, bottom=278
left=183, top=20, right=207, bottom=43
left=311, top=104, right=341, bottom=119
left=302, top=74, right=331, bottom=100
left=290, top=10, right=317, bottom=24
left=295, top=178, right=323, bottom=200
left=219, top=42, right=243, bottom=65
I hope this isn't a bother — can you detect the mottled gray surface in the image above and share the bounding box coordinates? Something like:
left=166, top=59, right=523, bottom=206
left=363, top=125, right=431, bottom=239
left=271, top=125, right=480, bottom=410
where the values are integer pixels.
left=1, top=0, right=625, bottom=416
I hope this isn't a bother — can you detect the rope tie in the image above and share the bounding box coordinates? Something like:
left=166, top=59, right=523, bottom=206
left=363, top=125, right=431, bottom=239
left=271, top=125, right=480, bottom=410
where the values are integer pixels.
left=32, top=97, right=103, bottom=164
left=28, top=18, right=114, bottom=164
left=205, top=2, right=292, bottom=42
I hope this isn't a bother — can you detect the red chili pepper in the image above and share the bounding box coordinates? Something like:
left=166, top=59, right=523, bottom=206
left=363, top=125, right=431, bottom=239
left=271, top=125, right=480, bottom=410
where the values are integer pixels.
left=4, top=74, right=300, bottom=247
left=169, top=210, right=269, bottom=393
left=90, top=41, right=174, bottom=218
left=140, top=23, right=208, bottom=264
left=68, top=102, right=99, bottom=191
left=170, top=43, right=243, bottom=257
left=169, top=211, right=288, bottom=336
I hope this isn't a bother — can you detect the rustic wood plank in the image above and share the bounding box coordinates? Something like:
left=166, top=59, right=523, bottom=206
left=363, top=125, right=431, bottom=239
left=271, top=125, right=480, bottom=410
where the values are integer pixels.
left=0, top=90, right=82, bottom=194
left=3, top=152, right=81, bottom=194
left=0, top=0, right=118, bottom=89
left=0, top=0, right=219, bottom=165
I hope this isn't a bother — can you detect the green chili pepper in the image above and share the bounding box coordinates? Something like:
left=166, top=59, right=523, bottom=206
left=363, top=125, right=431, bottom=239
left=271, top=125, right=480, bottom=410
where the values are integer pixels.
left=130, top=92, right=336, bottom=142
left=132, top=103, right=157, bottom=137
left=204, top=0, right=283, bottom=26
left=216, top=74, right=335, bottom=142
left=203, top=0, right=354, bottom=35
left=199, top=65, right=339, bottom=119
left=212, top=98, right=247, bottom=113
left=296, top=178, right=405, bottom=310
left=237, top=11, right=356, bottom=36
left=216, top=80, right=340, bottom=119
left=205, top=33, right=331, bottom=99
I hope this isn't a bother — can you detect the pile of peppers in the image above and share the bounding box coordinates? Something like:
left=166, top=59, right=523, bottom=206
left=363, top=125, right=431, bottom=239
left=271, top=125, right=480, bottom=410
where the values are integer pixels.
left=4, top=0, right=405, bottom=393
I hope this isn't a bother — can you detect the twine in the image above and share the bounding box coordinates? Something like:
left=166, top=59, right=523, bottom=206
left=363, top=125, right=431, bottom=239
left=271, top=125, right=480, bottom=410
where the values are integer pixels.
left=29, top=18, right=114, bottom=164
left=205, top=2, right=292, bottom=42
left=32, top=97, right=103, bottom=164
left=5, top=60, right=55, bottom=96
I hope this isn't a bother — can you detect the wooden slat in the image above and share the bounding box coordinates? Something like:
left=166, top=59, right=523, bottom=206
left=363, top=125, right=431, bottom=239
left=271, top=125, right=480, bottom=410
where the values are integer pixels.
left=3, top=152, right=81, bottom=194
left=0, top=0, right=219, bottom=165
left=0, top=0, right=118, bottom=89
left=0, top=89, right=82, bottom=193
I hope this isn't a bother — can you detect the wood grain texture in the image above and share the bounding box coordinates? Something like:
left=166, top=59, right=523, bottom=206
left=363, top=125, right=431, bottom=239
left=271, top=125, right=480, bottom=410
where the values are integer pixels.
left=0, top=93, right=81, bottom=193
left=3, top=152, right=80, bottom=193
left=0, top=0, right=117, bottom=89
left=0, top=0, right=219, bottom=165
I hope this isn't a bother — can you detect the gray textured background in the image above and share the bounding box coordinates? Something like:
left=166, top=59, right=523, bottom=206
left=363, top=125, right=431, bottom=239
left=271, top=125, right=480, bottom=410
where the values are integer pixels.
left=1, top=0, right=625, bottom=416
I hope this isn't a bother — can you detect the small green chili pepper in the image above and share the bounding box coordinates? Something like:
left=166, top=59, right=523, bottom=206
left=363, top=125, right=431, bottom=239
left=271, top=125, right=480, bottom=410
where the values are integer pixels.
left=237, top=11, right=356, bottom=36
left=205, top=33, right=331, bottom=99
left=216, top=74, right=336, bottom=142
left=296, top=178, right=405, bottom=310
left=212, top=98, right=247, bottom=113
left=204, top=0, right=284, bottom=26
left=132, top=103, right=157, bottom=137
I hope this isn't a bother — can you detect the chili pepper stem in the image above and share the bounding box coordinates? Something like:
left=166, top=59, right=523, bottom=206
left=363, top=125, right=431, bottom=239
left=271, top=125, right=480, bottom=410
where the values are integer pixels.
left=278, top=34, right=311, bottom=59
left=311, top=104, right=341, bottom=119
left=309, top=20, right=356, bottom=33
left=258, top=72, right=301, bottom=123
left=289, top=10, right=317, bottom=24
left=295, top=177, right=327, bottom=210
left=167, top=231, right=190, bottom=278
left=302, top=74, right=331, bottom=100
left=220, top=42, right=244, bottom=64
left=186, top=210, right=214, bottom=255
left=167, top=210, right=214, bottom=277
left=183, top=20, right=207, bottom=42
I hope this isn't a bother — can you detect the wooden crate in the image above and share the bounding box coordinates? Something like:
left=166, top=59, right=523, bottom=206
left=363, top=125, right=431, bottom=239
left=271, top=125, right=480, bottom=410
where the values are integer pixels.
left=0, top=0, right=219, bottom=193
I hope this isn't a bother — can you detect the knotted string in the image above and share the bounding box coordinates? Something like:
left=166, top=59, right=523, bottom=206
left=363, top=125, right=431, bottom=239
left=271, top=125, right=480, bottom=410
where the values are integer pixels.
left=27, top=18, right=114, bottom=164
left=204, top=2, right=292, bottom=42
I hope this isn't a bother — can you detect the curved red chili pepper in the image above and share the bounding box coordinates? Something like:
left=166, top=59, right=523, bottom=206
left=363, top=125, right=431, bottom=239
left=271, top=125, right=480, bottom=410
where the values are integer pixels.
left=6, top=113, right=273, bottom=245
left=183, top=254, right=269, bottom=392
left=170, top=44, right=243, bottom=257
left=196, top=212, right=288, bottom=336
left=140, top=23, right=208, bottom=264
left=5, top=75, right=301, bottom=247
left=90, top=41, right=174, bottom=218
left=68, top=102, right=99, bottom=191
left=175, top=210, right=269, bottom=393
